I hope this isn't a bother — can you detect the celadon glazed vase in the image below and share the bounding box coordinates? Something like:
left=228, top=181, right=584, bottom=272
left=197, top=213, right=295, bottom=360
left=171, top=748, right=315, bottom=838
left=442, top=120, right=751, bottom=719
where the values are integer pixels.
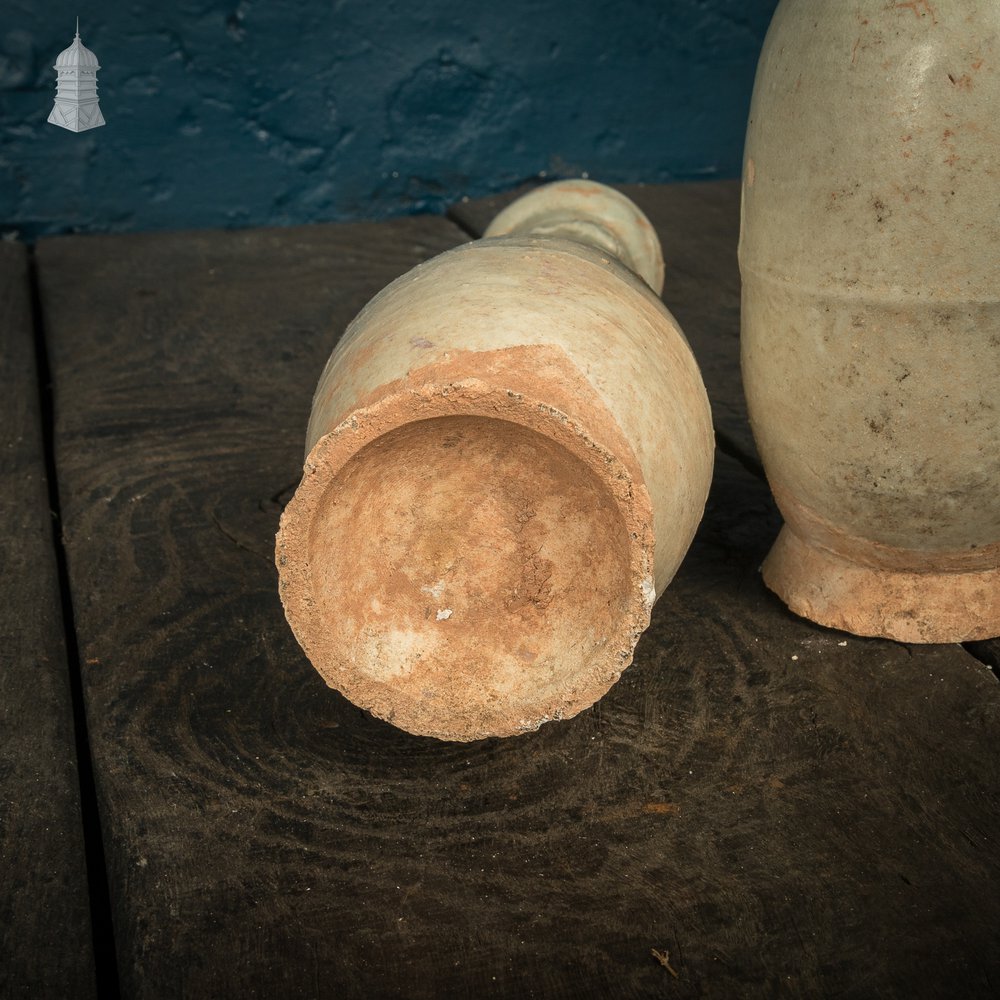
left=740, top=1, right=1000, bottom=642
left=277, top=180, right=714, bottom=740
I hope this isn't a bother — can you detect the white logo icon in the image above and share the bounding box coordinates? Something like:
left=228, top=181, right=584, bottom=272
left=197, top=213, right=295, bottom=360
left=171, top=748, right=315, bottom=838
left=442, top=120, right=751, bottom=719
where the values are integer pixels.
left=48, top=18, right=105, bottom=132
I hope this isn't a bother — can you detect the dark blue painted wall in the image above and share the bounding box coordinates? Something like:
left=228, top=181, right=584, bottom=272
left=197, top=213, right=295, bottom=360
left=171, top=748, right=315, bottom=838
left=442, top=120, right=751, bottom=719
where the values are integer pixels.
left=0, top=0, right=778, bottom=239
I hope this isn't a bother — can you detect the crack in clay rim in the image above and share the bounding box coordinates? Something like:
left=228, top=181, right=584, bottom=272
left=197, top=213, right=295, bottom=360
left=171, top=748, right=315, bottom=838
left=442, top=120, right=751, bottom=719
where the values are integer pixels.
left=276, top=376, right=656, bottom=741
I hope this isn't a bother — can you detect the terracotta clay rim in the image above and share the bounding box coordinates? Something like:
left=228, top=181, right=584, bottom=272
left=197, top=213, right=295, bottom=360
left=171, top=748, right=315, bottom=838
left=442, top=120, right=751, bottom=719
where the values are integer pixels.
left=763, top=523, right=1000, bottom=643
left=276, top=375, right=656, bottom=741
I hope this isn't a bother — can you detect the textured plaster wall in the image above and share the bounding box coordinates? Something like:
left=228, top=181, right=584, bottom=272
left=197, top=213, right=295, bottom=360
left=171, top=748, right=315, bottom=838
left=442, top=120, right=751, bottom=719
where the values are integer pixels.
left=0, top=0, right=778, bottom=239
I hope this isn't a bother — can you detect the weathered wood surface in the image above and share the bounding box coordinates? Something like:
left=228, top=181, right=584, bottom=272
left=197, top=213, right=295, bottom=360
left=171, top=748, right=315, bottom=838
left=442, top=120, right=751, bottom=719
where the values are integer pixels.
left=967, top=638, right=999, bottom=674
left=450, top=180, right=753, bottom=461
left=0, top=243, right=96, bottom=998
left=37, top=187, right=1000, bottom=999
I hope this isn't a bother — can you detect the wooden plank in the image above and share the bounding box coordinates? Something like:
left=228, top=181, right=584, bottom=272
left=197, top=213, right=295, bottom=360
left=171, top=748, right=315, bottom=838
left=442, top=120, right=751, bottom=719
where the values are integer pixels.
left=966, top=639, right=999, bottom=676
left=0, top=242, right=96, bottom=997
left=450, top=180, right=753, bottom=462
left=34, top=216, right=469, bottom=999
left=38, top=201, right=1000, bottom=999
left=635, top=453, right=1000, bottom=998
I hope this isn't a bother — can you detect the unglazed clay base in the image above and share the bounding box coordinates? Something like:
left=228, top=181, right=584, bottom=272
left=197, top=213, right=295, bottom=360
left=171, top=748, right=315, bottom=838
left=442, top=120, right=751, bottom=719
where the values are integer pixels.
left=277, top=365, right=654, bottom=741
left=763, top=525, right=1000, bottom=644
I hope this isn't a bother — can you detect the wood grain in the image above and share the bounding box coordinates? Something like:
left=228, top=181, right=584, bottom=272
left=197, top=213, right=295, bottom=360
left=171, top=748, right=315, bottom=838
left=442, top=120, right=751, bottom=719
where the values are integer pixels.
left=0, top=242, right=96, bottom=998
left=37, top=198, right=1000, bottom=998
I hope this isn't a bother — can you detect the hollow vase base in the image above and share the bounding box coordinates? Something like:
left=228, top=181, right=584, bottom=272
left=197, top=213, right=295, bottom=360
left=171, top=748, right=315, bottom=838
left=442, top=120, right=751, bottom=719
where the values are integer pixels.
left=277, top=349, right=660, bottom=742
left=763, top=525, right=1000, bottom=644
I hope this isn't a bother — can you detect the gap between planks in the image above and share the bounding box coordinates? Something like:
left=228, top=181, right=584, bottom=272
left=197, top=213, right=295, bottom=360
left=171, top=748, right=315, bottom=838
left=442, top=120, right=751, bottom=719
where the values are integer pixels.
left=27, top=246, right=123, bottom=1000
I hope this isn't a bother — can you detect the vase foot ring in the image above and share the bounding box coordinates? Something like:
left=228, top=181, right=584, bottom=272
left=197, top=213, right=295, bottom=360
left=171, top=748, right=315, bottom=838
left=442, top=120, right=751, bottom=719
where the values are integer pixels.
left=763, top=525, right=1000, bottom=643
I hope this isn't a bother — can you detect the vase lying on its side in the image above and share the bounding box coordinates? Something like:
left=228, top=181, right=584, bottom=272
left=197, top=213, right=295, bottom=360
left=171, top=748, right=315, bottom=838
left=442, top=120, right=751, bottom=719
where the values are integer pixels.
left=277, top=180, right=714, bottom=740
left=740, top=0, right=1000, bottom=642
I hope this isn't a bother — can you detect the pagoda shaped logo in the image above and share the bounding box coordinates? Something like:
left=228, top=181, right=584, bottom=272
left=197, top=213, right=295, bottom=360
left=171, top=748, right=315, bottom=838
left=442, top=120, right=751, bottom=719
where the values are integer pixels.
left=48, top=19, right=105, bottom=132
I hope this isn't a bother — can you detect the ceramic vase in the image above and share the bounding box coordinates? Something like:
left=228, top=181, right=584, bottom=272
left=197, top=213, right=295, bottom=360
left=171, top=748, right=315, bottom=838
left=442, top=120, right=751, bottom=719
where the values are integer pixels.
left=277, top=180, right=714, bottom=740
left=740, top=0, right=1000, bottom=642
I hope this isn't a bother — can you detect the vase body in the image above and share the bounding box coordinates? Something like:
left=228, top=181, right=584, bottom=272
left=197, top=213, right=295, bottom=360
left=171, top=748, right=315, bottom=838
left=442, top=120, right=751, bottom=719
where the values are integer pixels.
left=277, top=181, right=714, bottom=740
left=740, top=1, right=1000, bottom=641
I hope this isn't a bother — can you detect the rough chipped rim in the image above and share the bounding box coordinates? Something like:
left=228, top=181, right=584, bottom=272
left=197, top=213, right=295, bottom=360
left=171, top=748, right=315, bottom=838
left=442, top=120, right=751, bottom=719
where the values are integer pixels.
left=275, top=375, right=656, bottom=741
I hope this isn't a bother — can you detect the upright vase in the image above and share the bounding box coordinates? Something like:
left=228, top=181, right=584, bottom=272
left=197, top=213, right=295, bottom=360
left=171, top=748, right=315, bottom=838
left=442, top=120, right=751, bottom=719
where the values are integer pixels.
left=740, top=1, right=1000, bottom=642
